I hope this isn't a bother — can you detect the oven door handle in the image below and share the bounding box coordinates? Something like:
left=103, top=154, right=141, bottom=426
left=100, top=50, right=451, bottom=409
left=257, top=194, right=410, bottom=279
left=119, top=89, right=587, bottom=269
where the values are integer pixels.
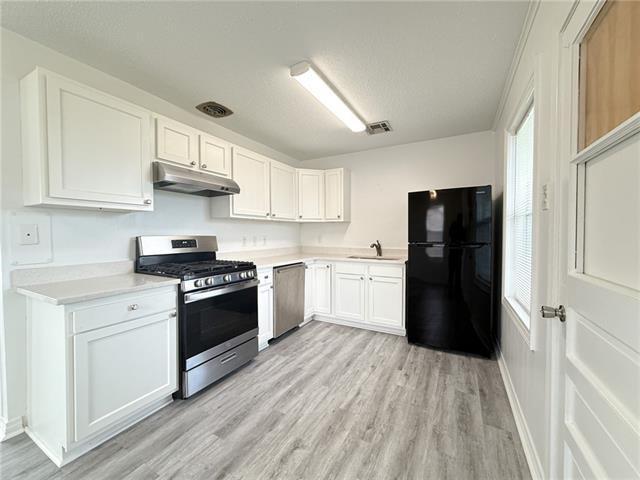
left=184, top=278, right=259, bottom=303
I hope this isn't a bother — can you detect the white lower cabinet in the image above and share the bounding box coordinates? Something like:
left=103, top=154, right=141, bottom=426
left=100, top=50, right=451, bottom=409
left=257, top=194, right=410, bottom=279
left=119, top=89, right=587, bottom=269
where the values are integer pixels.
left=367, top=275, right=404, bottom=329
left=73, top=312, right=177, bottom=442
left=257, top=271, right=274, bottom=350
left=334, top=273, right=366, bottom=321
left=313, top=263, right=332, bottom=314
left=25, top=286, right=178, bottom=467
left=304, top=263, right=315, bottom=320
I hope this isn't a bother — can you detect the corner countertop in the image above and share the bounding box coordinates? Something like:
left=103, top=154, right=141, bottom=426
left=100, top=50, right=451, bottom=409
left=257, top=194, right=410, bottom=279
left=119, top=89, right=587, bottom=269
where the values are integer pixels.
left=16, top=273, right=180, bottom=306
left=220, top=253, right=407, bottom=270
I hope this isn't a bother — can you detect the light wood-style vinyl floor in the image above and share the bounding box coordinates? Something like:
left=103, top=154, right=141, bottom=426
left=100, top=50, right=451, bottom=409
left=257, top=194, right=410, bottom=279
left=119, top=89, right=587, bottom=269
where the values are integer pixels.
left=1, top=321, right=531, bottom=480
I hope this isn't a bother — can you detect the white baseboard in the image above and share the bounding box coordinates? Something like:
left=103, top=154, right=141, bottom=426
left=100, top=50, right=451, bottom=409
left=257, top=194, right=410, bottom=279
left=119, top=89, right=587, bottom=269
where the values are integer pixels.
left=495, top=342, right=545, bottom=480
left=0, top=415, right=24, bottom=441
left=314, top=314, right=405, bottom=337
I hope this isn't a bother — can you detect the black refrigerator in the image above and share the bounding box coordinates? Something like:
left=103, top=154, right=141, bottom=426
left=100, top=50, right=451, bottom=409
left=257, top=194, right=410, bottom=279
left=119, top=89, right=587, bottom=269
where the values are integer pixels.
left=407, top=185, right=494, bottom=357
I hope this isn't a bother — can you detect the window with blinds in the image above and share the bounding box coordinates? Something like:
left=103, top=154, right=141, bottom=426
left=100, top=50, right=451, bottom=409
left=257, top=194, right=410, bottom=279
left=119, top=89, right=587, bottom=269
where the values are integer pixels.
left=506, top=105, right=534, bottom=326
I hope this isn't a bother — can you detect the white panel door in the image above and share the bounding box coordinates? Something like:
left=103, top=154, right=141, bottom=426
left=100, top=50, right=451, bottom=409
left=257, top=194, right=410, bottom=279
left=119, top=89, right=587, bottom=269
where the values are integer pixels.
left=155, top=117, right=199, bottom=167
left=324, top=169, right=343, bottom=220
left=313, top=263, right=332, bottom=315
left=555, top=5, right=640, bottom=479
left=367, top=275, right=403, bottom=328
left=231, top=147, right=271, bottom=218
left=270, top=161, right=297, bottom=220
left=298, top=170, right=324, bottom=221
left=199, top=133, right=231, bottom=177
left=45, top=74, right=153, bottom=207
left=73, top=312, right=177, bottom=442
left=304, top=263, right=315, bottom=319
left=334, top=273, right=366, bottom=322
left=258, top=283, right=274, bottom=350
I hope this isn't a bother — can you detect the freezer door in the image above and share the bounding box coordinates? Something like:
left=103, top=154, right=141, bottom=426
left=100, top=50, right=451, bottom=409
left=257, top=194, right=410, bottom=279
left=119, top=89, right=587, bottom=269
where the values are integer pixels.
left=408, top=186, right=492, bottom=244
left=406, top=244, right=493, bottom=357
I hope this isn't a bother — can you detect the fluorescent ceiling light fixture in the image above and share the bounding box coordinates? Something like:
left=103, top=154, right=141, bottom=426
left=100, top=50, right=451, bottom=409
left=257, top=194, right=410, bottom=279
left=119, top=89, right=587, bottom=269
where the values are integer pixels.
left=290, top=61, right=366, bottom=133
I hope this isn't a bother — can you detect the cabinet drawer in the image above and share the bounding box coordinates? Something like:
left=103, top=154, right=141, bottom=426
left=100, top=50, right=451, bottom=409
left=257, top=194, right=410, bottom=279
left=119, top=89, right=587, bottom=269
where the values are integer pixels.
left=333, top=262, right=366, bottom=275
left=258, top=268, right=273, bottom=285
left=72, top=290, right=176, bottom=334
left=368, top=264, right=404, bottom=279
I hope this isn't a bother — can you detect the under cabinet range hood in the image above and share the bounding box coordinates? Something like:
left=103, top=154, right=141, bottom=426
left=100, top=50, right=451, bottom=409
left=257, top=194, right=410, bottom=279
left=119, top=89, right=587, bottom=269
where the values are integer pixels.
left=153, top=162, right=240, bottom=197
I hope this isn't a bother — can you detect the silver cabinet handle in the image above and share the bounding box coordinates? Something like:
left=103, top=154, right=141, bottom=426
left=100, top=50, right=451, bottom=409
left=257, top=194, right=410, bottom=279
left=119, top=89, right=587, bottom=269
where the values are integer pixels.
left=128, top=304, right=139, bottom=311
left=190, top=161, right=197, bottom=166
left=540, top=305, right=566, bottom=322
left=143, top=199, right=152, bottom=205
left=201, top=164, right=207, bottom=169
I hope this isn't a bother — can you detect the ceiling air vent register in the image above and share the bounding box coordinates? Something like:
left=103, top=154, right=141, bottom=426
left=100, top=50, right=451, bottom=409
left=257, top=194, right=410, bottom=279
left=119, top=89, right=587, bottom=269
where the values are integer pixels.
left=196, top=101, right=234, bottom=118
left=366, top=121, right=392, bottom=135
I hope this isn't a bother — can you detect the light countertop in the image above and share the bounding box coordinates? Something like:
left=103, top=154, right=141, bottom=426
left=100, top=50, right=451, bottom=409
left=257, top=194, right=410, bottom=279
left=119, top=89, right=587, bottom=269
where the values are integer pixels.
left=16, top=273, right=180, bottom=305
left=220, top=253, right=407, bottom=269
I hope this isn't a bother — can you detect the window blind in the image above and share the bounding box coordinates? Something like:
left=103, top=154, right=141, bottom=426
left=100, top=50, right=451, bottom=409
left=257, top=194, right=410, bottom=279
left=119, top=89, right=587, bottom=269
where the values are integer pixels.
left=508, top=106, right=534, bottom=321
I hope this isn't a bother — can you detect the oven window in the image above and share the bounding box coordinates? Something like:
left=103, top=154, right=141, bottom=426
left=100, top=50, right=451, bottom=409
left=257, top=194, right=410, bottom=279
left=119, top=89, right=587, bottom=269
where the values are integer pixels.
left=183, top=285, right=258, bottom=361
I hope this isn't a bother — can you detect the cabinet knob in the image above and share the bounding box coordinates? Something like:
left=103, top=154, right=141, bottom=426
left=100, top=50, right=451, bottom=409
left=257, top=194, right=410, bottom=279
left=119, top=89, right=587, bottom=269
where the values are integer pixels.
left=169, top=311, right=177, bottom=318
left=272, top=213, right=276, bottom=217
left=143, top=199, right=152, bottom=205
left=299, top=215, right=302, bottom=219
left=128, top=304, right=139, bottom=311
left=190, top=161, right=197, bottom=166
left=360, top=276, right=364, bottom=280
left=338, top=215, right=341, bottom=218
left=201, top=164, right=207, bottom=169
left=369, top=277, right=373, bottom=281
left=266, top=213, right=270, bottom=216
left=326, top=265, right=330, bottom=268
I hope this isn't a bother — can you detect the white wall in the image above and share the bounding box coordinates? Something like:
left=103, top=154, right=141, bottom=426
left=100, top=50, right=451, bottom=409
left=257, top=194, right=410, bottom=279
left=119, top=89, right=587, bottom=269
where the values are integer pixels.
left=0, top=29, right=302, bottom=426
left=492, top=2, right=574, bottom=479
left=300, top=131, right=495, bottom=249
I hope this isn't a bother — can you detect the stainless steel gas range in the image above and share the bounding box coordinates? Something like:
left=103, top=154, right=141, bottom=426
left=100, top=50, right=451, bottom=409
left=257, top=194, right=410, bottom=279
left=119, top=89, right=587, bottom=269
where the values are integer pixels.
left=135, top=235, right=258, bottom=398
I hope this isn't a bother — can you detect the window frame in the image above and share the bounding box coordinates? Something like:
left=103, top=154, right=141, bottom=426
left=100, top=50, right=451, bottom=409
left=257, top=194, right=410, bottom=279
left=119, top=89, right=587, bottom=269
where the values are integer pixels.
left=503, top=77, right=537, bottom=342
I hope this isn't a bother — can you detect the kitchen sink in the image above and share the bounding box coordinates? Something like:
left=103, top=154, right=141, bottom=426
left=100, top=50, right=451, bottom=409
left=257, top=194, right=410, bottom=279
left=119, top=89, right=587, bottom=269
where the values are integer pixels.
left=347, top=255, right=401, bottom=261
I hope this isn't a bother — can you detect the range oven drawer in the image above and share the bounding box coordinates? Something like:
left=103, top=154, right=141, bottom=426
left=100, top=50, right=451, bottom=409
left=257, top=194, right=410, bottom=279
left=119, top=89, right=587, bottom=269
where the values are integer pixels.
left=183, top=336, right=258, bottom=397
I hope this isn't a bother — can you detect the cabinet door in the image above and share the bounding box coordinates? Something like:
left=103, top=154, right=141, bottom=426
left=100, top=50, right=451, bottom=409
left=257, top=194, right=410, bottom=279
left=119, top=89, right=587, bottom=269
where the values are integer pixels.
left=334, top=273, right=366, bottom=322
left=155, top=117, right=199, bottom=167
left=304, top=263, right=315, bottom=318
left=298, top=170, right=324, bottom=220
left=231, top=147, right=271, bottom=218
left=258, top=283, right=274, bottom=350
left=324, top=169, right=343, bottom=220
left=314, top=263, right=332, bottom=314
left=367, top=276, right=403, bottom=328
left=73, top=312, right=177, bottom=442
left=199, top=133, right=231, bottom=177
left=45, top=74, right=153, bottom=207
left=270, top=161, right=297, bottom=220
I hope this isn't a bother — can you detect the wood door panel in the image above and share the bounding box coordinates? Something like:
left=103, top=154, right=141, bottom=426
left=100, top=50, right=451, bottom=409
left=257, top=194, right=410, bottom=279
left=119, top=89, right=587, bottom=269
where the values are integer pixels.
left=579, top=0, right=640, bottom=150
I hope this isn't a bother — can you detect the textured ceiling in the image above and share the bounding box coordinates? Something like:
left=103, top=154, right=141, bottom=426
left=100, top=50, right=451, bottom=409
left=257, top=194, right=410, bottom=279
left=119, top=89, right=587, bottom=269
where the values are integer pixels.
left=1, top=1, right=528, bottom=160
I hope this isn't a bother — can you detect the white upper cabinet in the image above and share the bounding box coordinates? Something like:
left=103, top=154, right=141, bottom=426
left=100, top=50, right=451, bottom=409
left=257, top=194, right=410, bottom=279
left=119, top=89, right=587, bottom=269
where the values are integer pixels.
left=298, top=169, right=325, bottom=221
left=231, top=147, right=271, bottom=218
left=199, top=133, right=231, bottom=177
left=155, top=117, right=199, bottom=168
left=324, top=168, right=350, bottom=222
left=21, top=68, right=154, bottom=211
left=270, top=161, right=297, bottom=220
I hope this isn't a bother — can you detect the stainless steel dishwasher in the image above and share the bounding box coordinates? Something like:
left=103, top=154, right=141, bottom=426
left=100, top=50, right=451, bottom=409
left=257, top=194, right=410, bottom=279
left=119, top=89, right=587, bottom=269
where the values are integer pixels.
left=273, top=262, right=305, bottom=338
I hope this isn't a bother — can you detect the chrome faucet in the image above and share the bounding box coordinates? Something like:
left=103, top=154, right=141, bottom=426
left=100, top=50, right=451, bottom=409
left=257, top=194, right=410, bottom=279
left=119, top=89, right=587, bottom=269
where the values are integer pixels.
left=370, top=240, right=382, bottom=257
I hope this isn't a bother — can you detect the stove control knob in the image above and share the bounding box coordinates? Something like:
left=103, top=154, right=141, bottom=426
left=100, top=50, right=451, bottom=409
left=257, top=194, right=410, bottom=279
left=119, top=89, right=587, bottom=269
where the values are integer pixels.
left=194, top=279, right=204, bottom=288
left=240, top=272, right=247, bottom=279
left=223, top=274, right=231, bottom=282
left=205, top=277, right=214, bottom=286
left=249, top=271, right=255, bottom=277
